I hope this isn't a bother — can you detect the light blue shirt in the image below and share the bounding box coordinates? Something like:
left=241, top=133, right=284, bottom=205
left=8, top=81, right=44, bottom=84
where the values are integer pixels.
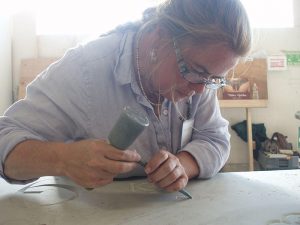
left=0, top=31, right=230, bottom=183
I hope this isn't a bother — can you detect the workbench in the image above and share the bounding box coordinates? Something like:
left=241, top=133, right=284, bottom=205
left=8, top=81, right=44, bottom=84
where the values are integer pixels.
left=0, top=170, right=299, bottom=225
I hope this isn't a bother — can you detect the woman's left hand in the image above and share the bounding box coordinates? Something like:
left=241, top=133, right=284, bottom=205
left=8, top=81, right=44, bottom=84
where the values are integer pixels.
left=145, top=149, right=188, bottom=192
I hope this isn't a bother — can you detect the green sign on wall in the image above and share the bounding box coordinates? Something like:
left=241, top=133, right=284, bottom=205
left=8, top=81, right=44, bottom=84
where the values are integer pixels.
left=286, top=52, right=300, bottom=65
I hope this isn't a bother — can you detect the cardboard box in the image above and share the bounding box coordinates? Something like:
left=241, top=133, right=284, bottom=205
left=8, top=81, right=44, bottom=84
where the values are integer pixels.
left=258, top=151, right=299, bottom=170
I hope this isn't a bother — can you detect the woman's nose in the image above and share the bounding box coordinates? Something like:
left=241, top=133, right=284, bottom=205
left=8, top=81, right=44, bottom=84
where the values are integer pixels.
left=189, top=83, right=205, bottom=94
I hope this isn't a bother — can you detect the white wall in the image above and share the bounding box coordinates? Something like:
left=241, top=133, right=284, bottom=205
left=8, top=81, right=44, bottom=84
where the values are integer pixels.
left=4, top=1, right=300, bottom=170
left=295, top=0, right=300, bottom=27
left=10, top=12, right=88, bottom=100
left=0, top=15, right=12, bottom=114
left=11, top=11, right=38, bottom=100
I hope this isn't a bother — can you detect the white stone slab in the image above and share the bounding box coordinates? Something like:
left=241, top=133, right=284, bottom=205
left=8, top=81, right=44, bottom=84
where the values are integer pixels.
left=0, top=170, right=299, bottom=225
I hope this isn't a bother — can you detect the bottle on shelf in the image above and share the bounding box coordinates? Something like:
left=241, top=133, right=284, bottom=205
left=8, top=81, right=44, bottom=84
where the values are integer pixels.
left=252, top=82, right=259, bottom=99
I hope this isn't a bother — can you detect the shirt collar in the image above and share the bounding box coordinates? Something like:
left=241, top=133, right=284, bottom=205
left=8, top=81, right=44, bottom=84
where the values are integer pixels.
left=113, top=31, right=167, bottom=108
left=113, top=31, right=136, bottom=86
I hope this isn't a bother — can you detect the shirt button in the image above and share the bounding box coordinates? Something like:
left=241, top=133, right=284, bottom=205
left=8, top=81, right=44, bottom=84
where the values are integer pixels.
left=163, top=109, right=168, bottom=116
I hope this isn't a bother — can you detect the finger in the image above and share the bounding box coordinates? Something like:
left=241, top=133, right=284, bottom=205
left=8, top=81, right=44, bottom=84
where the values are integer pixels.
left=92, top=139, right=139, bottom=160
left=87, top=150, right=139, bottom=174
left=104, top=148, right=141, bottom=162
left=100, top=157, right=139, bottom=174
left=155, top=165, right=183, bottom=188
left=164, top=176, right=188, bottom=192
left=145, top=150, right=169, bottom=174
left=92, top=140, right=141, bottom=162
left=147, top=157, right=177, bottom=183
left=86, top=161, right=119, bottom=179
left=87, top=160, right=117, bottom=175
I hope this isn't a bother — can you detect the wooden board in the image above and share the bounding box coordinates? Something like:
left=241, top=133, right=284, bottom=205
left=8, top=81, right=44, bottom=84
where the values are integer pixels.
left=219, top=99, right=268, bottom=108
left=218, top=58, right=268, bottom=106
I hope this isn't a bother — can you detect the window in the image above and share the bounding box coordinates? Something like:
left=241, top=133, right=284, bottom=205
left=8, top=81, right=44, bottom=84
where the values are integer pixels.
left=36, top=0, right=158, bottom=35
left=8, top=0, right=295, bottom=35
left=241, top=0, right=294, bottom=28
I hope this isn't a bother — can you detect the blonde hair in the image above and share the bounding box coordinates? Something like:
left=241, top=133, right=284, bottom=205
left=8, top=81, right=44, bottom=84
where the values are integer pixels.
left=143, top=0, right=252, bottom=56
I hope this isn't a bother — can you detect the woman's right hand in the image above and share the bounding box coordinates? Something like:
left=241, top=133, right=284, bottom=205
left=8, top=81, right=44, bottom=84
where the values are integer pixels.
left=58, top=139, right=141, bottom=188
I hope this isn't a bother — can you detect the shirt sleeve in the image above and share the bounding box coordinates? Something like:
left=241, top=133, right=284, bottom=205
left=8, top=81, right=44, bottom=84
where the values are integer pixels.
left=0, top=46, right=91, bottom=183
left=179, top=90, right=230, bottom=179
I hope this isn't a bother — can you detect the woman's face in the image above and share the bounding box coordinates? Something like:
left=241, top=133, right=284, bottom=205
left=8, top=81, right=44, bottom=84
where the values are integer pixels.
left=151, top=40, right=239, bottom=102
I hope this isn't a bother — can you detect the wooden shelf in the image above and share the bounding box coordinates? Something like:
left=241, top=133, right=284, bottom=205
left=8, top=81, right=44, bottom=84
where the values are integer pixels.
left=219, top=99, right=268, bottom=108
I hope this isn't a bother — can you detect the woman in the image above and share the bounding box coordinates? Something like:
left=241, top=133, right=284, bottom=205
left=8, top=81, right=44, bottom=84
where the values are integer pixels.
left=0, top=0, right=251, bottom=193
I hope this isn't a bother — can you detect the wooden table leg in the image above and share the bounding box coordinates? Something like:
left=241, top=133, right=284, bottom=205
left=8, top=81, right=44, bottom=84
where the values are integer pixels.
left=246, top=108, right=254, bottom=171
